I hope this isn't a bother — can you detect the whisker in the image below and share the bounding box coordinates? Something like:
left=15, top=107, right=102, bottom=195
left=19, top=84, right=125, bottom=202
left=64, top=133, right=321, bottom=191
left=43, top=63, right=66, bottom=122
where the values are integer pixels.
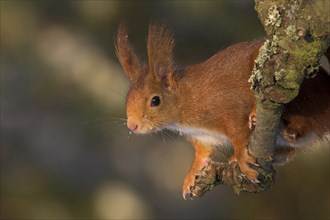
left=83, top=121, right=119, bottom=133
left=80, top=117, right=118, bottom=125
left=106, top=88, right=127, bottom=101
left=160, top=132, right=166, bottom=144
left=80, top=113, right=127, bottom=126
left=81, top=116, right=128, bottom=139
left=153, top=125, right=167, bottom=145
left=117, top=117, right=127, bottom=122
left=103, top=125, right=120, bottom=138
left=102, top=122, right=131, bottom=139
left=214, top=144, right=233, bottom=162
left=162, top=130, right=176, bottom=142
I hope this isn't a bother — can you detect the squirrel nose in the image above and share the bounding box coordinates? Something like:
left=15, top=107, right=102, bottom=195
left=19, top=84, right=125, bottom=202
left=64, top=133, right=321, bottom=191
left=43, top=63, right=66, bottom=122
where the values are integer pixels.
left=127, top=120, right=139, bottom=132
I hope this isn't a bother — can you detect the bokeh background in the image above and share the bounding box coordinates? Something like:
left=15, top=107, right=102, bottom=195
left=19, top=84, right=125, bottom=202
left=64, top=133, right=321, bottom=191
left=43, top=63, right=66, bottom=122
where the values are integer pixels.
left=1, top=1, right=329, bottom=219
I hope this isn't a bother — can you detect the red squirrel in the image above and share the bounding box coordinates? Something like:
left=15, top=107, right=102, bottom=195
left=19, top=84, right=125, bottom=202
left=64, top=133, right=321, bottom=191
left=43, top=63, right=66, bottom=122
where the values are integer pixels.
left=115, top=23, right=330, bottom=198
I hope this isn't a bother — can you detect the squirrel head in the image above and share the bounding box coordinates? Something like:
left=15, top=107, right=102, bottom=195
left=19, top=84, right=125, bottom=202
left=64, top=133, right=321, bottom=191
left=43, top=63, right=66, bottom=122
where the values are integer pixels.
left=116, top=23, right=181, bottom=134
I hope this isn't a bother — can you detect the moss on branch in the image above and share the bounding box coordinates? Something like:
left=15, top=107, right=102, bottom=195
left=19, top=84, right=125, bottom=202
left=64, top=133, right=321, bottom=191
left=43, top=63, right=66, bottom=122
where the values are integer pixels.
left=192, top=0, right=329, bottom=197
left=249, top=0, right=330, bottom=160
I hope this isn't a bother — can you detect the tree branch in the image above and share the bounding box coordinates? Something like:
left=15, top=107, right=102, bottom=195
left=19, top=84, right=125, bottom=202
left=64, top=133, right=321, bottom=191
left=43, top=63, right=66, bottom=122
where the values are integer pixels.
left=249, top=0, right=330, bottom=160
left=190, top=0, right=330, bottom=197
left=189, top=161, right=275, bottom=197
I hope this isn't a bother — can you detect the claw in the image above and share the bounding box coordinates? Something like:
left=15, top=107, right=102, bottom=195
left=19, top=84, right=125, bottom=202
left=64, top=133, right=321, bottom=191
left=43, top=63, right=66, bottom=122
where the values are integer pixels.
left=251, top=179, right=260, bottom=184
left=249, top=162, right=260, bottom=167
left=228, top=156, right=237, bottom=164
left=183, top=192, right=192, bottom=200
left=183, top=184, right=192, bottom=200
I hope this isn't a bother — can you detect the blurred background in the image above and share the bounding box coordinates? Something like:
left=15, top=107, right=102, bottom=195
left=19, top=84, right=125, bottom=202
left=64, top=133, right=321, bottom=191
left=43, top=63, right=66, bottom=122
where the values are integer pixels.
left=1, top=1, right=329, bottom=219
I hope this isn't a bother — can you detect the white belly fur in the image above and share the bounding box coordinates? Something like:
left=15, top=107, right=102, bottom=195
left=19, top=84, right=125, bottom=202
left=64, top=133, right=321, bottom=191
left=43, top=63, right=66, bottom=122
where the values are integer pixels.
left=165, top=124, right=232, bottom=148
left=165, top=125, right=329, bottom=150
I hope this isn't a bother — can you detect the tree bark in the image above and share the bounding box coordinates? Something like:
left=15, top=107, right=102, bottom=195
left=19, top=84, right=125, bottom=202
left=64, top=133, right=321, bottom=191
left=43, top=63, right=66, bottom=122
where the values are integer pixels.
left=191, top=0, right=330, bottom=197
left=249, top=0, right=330, bottom=160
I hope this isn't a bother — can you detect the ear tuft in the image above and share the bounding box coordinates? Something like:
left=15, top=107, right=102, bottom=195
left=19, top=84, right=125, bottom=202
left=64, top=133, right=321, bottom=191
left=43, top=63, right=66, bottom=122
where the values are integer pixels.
left=115, top=23, right=143, bottom=81
left=147, top=22, right=176, bottom=89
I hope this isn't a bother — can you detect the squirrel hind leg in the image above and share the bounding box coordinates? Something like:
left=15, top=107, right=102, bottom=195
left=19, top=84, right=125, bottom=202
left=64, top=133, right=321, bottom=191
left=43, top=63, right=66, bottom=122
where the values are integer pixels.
left=229, top=135, right=259, bottom=181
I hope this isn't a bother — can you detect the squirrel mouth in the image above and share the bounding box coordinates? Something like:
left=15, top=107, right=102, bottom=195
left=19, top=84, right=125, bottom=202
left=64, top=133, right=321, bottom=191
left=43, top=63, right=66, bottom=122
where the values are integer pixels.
left=129, top=126, right=156, bottom=135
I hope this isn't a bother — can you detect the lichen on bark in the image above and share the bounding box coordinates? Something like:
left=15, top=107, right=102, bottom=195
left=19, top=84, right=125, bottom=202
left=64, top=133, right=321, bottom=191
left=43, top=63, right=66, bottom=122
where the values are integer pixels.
left=191, top=0, right=330, bottom=197
left=249, top=0, right=330, bottom=160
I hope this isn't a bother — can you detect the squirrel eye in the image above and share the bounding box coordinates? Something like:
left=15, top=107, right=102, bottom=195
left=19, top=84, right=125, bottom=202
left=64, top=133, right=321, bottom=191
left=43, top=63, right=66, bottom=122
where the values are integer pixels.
left=150, top=96, right=161, bottom=107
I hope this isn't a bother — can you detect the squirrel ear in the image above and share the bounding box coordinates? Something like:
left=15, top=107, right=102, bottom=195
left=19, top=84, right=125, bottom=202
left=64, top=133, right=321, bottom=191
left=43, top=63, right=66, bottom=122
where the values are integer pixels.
left=115, top=23, right=143, bottom=81
left=147, top=23, right=176, bottom=89
left=154, top=62, right=177, bottom=90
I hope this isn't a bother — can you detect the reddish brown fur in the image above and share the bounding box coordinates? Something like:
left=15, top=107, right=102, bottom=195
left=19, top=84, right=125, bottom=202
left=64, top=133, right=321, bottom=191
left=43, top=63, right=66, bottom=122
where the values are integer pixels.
left=116, top=23, right=330, bottom=197
left=115, top=24, right=144, bottom=81
left=282, top=67, right=330, bottom=143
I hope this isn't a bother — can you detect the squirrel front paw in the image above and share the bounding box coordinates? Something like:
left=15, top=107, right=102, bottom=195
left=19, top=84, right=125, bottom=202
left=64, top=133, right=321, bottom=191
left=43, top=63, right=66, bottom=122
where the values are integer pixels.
left=229, top=149, right=259, bottom=182
left=183, top=172, right=195, bottom=199
left=182, top=159, right=210, bottom=199
left=248, top=111, right=256, bottom=129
